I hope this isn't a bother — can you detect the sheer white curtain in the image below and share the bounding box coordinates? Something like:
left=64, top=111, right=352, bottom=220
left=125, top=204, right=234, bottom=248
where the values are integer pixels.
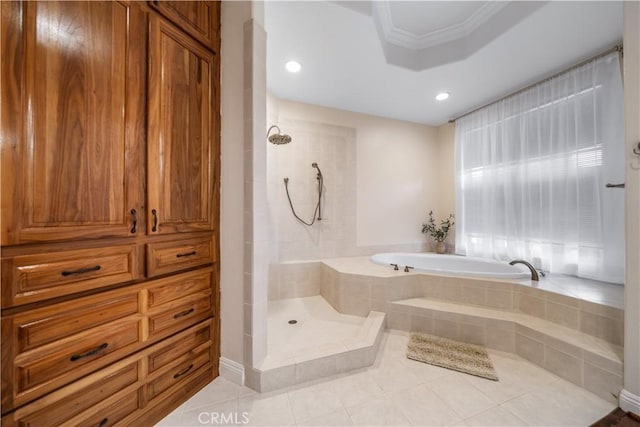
left=455, top=51, right=624, bottom=283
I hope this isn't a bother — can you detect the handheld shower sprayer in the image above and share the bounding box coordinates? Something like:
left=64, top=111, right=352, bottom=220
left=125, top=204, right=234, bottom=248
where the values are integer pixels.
left=283, top=162, right=324, bottom=225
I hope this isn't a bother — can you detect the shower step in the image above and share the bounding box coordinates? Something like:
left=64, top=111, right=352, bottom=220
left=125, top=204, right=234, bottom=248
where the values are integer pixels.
left=388, top=297, right=622, bottom=404
left=252, top=311, right=385, bottom=393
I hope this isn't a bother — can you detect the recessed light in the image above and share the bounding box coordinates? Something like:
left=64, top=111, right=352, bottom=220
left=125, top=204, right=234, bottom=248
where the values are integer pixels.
left=286, top=60, right=301, bottom=73
left=435, top=92, right=450, bottom=101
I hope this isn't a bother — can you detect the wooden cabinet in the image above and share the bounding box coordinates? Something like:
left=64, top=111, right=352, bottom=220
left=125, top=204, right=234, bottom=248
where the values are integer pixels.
left=149, top=0, right=220, bottom=51
left=147, top=15, right=217, bottom=235
left=1, top=0, right=220, bottom=424
left=0, top=1, right=146, bottom=245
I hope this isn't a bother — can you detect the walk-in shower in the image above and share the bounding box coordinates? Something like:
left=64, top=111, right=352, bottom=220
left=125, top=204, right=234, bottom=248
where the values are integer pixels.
left=284, top=163, right=323, bottom=226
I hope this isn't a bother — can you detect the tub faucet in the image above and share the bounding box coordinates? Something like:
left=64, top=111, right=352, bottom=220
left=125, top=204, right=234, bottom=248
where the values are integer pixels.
left=390, top=263, right=399, bottom=271
left=509, top=260, right=540, bottom=281
left=404, top=266, right=414, bottom=273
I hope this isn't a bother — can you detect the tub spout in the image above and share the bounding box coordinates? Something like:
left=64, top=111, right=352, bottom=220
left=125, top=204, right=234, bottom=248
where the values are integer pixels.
left=509, top=260, right=540, bottom=281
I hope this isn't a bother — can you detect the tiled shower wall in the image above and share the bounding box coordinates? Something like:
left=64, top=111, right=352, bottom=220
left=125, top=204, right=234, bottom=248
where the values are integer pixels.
left=267, top=118, right=358, bottom=261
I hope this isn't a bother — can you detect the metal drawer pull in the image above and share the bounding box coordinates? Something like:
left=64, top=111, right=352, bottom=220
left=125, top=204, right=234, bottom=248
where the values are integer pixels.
left=130, top=209, right=137, bottom=234
left=173, top=308, right=195, bottom=319
left=61, top=265, right=101, bottom=276
left=176, top=251, right=197, bottom=258
left=70, top=343, right=108, bottom=362
left=173, top=364, right=194, bottom=379
left=152, top=209, right=158, bottom=232
left=98, top=418, right=108, bottom=427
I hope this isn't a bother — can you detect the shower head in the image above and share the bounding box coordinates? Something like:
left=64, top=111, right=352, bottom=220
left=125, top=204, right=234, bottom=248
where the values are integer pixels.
left=267, top=125, right=291, bottom=145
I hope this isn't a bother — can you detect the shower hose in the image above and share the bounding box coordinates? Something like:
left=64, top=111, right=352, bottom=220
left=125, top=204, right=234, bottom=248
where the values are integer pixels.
left=283, top=165, right=323, bottom=226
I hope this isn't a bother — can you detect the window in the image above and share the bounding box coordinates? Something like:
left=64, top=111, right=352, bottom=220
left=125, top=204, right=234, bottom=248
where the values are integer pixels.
left=455, top=51, right=624, bottom=283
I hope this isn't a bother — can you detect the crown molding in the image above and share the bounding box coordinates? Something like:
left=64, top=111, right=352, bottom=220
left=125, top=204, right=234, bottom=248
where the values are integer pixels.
left=374, top=1, right=509, bottom=50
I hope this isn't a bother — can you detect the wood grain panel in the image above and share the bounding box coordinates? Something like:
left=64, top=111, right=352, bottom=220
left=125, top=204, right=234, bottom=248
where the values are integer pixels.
left=149, top=1, right=219, bottom=51
left=16, top=363, right=140, bottom=427
left=147, top=323, right=211, bottom=373
left=15, top=317, right=142, bottom=397
left=146, top=350, right=212, bottom=402
left=14, top=293, right=139, bottom=353
left=148, top=291, right=212, bottom=340
left=147, top=15, right=215, bottom=234
left=0, top=1, right=145, bottom=244
left=146, top=237, right=214, bottom=277
left=3, top=244, right=138, bottom=307
left=147, top=266, right=212, bottom=308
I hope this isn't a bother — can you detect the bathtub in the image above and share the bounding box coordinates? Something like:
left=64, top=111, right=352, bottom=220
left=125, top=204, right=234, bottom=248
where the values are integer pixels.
left=370, top=252, right=531, bottom=279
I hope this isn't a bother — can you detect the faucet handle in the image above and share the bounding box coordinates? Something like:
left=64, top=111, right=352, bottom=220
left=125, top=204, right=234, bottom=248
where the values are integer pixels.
left=404, top=266, right=414, bottom=273
left=390, top=263, right=399, bottom=271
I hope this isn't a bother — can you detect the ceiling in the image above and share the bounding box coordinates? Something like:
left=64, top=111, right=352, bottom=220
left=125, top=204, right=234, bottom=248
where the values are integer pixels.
left=265, top=1, right=623, bottom=126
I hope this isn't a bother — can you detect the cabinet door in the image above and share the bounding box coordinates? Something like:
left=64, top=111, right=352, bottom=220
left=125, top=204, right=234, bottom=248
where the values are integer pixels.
left=0, top=1, right=146, bottom=245
left=149, top=1, right=219, bottom=51
left=147, top=16, right=216, bottom=235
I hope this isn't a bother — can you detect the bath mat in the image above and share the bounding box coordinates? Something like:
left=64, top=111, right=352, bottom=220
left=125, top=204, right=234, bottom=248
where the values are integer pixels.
left=406, top=333, right=498, bottom=381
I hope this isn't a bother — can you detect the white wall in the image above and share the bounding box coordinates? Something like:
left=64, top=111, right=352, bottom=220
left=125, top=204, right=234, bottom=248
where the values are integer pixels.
left=622, top=0, right=640, bottom=415
left=266, top=97, right=453, bottom=261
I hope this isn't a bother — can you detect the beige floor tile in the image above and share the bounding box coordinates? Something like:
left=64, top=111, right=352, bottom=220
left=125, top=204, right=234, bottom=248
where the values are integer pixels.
left=369, top=359, right=424, bottom=393
left=462, top=405, right=527, bottom=426
left=181, top=377, right=251, bottom=410
left=296, top=408, right=354, bottom=426
left=502, top=379, right=615, bottom=426
left=346, top=398, right=412, bottom=426
left=426, top=375, right=498, bottom=419
left=287, top=382, right=345, bottom=422
left=238, top=393, right=296, bottom=426
left=179, top=399, right=240, bottom=427
left=389, top=384, right=461, bottom=426
left=328, top=371, right=385, bottom=408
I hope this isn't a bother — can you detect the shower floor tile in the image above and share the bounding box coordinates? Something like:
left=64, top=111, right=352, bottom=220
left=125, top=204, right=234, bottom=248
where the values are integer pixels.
left=266, top=296, right=365, bottom=363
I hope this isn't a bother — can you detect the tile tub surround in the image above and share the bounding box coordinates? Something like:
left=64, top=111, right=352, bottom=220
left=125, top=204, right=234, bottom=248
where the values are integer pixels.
left=251, top=296, right=385, bottom=392
left=316, top=256, right=624, bottom=345
left=157, top=331, right=616, bottom=427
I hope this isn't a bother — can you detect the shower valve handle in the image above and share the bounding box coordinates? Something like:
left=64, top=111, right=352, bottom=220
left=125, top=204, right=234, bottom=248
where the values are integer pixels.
left=390, top=263, right=399, bottom=271
left=404, top=266, right=414, bottom=273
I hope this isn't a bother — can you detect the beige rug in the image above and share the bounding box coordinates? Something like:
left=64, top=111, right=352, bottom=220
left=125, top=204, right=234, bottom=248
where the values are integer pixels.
left=406, top=333, right=499, bottom=381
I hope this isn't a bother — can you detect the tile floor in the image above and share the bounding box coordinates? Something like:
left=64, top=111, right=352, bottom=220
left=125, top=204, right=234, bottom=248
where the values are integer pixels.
left=156, top=331, right=615, bottom=427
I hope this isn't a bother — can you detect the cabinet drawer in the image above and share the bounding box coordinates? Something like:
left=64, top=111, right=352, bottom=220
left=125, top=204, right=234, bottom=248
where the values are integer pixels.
left=148, top=291, right=212, bottom=340
left=3, top=244, right=138, bottom=307
left=147, top=267, right=211, bottom=308
left=146, top=237, right=214, bottom=277
left=12, top=289, right=139, bottom=353
left=148, top=320, right=212, bottom=374
left=12, top=362, right=141, bottom=427
left=77, top=391, right=141, bottom=427
left=146, top=347, right=212, bottom=402
left=14, top=317, right=143, bottom=404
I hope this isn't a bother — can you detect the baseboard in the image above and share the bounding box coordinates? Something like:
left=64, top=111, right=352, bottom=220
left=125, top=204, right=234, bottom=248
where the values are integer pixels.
left=219, top=357, right=245, bottom=386
left=620, top=389, right=640, bottom=416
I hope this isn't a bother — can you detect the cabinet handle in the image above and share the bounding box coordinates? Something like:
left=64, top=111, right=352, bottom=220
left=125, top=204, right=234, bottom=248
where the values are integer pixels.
left=173, top=364, right=194, bottom=379
left=153, top=0, right=159, bottom=5
left=176, top=251, right=197, bottom=258
left=98, top=418, right=108, bottom=427
left=173, top=308, right=195, bottom=319
left=61, top=265, right=101, bottom=277
left=130, top=208, right=137, bottom=234
left=152, top=209, right=158, bottom=232
left=70, top=343, right=108, bottom=362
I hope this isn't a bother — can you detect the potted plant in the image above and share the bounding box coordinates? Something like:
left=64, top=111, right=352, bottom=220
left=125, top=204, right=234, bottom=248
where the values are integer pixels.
left=421, top=211, right=455, bottom=254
